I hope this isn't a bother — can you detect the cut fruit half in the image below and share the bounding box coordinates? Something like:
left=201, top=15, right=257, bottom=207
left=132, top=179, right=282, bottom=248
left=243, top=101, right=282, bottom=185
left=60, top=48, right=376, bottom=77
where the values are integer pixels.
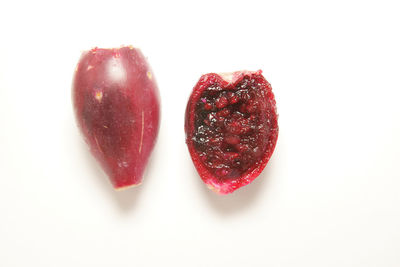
left=185, top=70, right=278, bottom=194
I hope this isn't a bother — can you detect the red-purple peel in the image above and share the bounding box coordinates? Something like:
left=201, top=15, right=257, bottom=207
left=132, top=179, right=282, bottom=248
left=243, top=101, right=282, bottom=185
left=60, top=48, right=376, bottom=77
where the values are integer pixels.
left=72, top=46, right=160, bottom=190
left=185, top=70, right=278, bottom=194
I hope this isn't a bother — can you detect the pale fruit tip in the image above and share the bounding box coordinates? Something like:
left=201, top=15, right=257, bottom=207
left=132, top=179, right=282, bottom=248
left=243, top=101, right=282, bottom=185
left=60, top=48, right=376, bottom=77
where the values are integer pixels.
left=114, top=183, right=141, bottom=191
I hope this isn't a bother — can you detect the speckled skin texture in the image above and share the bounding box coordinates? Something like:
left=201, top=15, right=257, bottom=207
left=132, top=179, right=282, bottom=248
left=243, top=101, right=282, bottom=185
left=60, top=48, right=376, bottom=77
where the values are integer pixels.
left=73, top=47, right=160, bottom=189
left=185, top=70, right=278, bottom=194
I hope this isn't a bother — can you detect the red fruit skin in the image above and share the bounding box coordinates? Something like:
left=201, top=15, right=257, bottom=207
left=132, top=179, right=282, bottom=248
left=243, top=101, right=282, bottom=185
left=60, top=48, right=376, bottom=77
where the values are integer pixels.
left=185, top=70, right=278, bottom=194
left=73, top=47, right=160, bottom=189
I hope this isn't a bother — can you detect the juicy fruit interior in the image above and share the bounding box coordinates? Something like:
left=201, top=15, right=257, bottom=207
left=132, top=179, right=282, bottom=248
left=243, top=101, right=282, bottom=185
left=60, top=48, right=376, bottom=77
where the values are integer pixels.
left=193, top=77, right=272, bottom=181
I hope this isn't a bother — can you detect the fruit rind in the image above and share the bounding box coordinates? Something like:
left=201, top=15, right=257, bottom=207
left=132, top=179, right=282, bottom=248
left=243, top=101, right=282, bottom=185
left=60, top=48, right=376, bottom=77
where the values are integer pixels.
left=73, top=46, right=160, bottom=190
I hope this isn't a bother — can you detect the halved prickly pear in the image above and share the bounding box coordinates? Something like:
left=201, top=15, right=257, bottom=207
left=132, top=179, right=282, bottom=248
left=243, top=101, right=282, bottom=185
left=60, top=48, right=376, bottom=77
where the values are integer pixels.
left=185, top=70, right=278, bottom=194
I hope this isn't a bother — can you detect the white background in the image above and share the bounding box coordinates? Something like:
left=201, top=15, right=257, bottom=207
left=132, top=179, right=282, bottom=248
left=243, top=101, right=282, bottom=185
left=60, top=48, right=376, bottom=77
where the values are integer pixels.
left=0, top=0, right=399, bottom=266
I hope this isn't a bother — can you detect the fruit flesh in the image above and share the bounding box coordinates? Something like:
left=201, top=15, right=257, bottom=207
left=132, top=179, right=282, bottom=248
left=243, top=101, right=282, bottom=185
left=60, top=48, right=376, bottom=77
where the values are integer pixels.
left=185, top=71, right=278, bottom=194
left=194, top=77, right=272, bottom=179
left=73, top=47, right=160, bottom=189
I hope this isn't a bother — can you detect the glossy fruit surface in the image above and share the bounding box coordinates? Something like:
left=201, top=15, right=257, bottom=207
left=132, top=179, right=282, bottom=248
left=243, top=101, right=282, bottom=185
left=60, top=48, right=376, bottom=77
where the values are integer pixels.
left=185, top=70, right=278, bottom=194
left=73, top=46, right=160, bottom=189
